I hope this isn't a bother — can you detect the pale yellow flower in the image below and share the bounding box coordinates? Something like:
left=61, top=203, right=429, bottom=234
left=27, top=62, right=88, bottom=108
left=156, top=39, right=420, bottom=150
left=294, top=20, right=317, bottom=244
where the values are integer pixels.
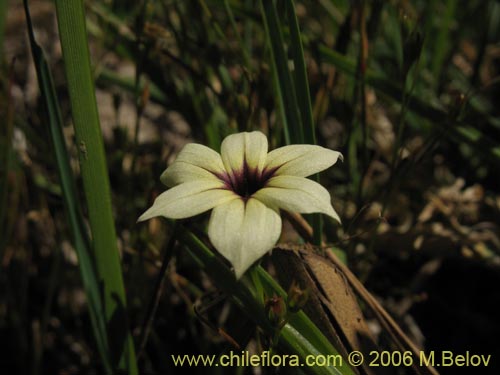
left=138, top=131, right=342, bottom=278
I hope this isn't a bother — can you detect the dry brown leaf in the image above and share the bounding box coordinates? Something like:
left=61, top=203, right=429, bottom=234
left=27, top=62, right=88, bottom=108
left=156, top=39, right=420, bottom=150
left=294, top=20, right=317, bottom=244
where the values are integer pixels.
left=272, top=246, right=378, bottom=375
left=282, top=212, right=440, bottom=375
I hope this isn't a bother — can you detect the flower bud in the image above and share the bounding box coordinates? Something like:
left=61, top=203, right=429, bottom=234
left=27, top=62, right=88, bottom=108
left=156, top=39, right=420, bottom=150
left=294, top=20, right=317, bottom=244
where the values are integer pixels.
left=265, top=295, right=287, bottom=328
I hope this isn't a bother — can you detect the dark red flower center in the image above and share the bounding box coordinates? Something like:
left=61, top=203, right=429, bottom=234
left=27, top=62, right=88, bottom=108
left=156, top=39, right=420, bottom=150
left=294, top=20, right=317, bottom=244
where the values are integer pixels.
left=217, top=162, right=278, bottom=200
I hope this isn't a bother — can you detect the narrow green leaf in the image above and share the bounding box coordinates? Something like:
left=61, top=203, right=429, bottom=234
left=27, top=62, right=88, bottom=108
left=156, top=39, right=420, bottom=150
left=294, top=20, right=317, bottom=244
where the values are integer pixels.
left=260, top=0, right=303, bottom=144
left=53, top=0, right=137, bottom=373
left=97, top=68, right=168, bottom=105
left=23, top=0, right=112, bottom=371
left=430, top=0, right=458, bottom=82
left=280, top=325, right=346, bottom=375
left=284, top=0, right=315, bottom=145
left=177, top=225, right=355, bottom=375
left=223, top=0, right=251, bottom=67
left=319, top=46, right=500, bottom=163
left=284, top=0, right=324, bottom=245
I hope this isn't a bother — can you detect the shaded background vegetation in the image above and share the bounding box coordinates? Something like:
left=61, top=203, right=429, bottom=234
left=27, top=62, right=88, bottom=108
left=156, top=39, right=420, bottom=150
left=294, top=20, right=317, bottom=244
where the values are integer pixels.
left=1, top=0, right=500, bottom=374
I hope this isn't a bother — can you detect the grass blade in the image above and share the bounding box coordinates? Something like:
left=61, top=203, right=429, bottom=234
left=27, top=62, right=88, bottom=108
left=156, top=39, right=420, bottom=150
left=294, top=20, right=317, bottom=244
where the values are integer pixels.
left=97, top=68, right=168, bottom=106
left=177, top=224, right=355, bottom=375
left=319, top=45, right=500, bottom=163
left=260, top=0, right=303, bottom=144
left=23, top=1, right=112, bottom=371
left=285, top=0, right=315, bottom=145
left=430, top=0, right=458, bottom=84
left=284, top=0, right=324, bottom=245
left=53, top=0, right=137, bottom=373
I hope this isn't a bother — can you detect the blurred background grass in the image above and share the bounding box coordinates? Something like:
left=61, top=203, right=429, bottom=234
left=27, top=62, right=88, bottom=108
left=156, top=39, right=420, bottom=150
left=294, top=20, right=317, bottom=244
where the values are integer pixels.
left=1, top=0, right=500, bottom=374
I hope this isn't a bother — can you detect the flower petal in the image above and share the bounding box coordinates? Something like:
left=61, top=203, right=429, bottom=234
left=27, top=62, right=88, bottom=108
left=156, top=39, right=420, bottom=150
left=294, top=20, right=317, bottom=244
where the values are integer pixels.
left=138, top=180, right=236, bottom=221
left=208, top=197, right=281, bottom=279
left=160, top=143, right=226, bottom=187
left=161, top=161, right=224, bottom=187
left=253, top=176, right=341, bottom=222
left=220, top=131, right=268, bottom=175
left=265, top=145, right=343, bottom=177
